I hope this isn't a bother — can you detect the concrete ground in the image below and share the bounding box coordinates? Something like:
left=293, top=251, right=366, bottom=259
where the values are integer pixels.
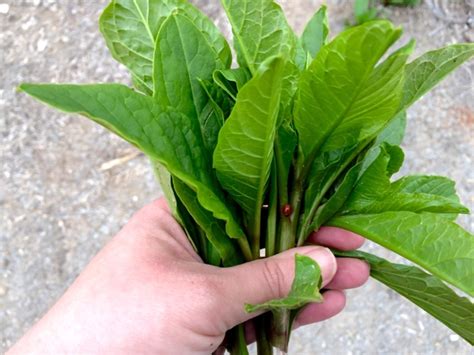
left=1, top=0, right=473, bottom=353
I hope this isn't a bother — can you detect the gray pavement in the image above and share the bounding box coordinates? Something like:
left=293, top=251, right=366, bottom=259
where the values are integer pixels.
left=1, top=0, right=473, bottom=353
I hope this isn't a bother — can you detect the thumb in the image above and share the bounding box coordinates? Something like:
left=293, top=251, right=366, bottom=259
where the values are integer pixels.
left=218, top=246, right=337, bottom=328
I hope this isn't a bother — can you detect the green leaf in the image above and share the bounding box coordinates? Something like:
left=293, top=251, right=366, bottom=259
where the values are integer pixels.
left=298, top=143, right=364, bottom=245
left=278, top=61, right=299, bottom=122
left=220, top=0, right=296, bottom=74
left=99, top=0, right=230, bottom=92
left=343, top=145, right=469, bottom=215
left=308, top=147, right=466, bottom=233
left=197, top=80, right=227, bottom=152
left=389, top=175, right=467, bottom=220
left=299, top=39, right=414, bottom=232
left=294, top=21, right=403, bottom=165
left=200, top=78, right=234, bottom=117
left=311, top=161, right=364, bottom=231
left=19, top=84, right=251, bottom=256
left=153, top=12, right=230, bottom=123
left=374, top=111, right=407, bottom=146
left=354, top=0, right=372, bottom=20
left=401, top=44, right=474, bottom=110
left=245, top=254, right=323, bottom=312
left=213, top=67, right=251, bottom=101
left=336, top=250, right=474, bottom=345
left=275, top=122, right=298, bottom=205
left=354, top=0, right=378, bottom=24
left=391, top=175, right=463, bottom=203
left=294, top=41, right=310, bottom=70
left=173, top=178, right=243, bottom=266
left=301, top=5, right=329, bottom=59
left=151, top=158, right=180, bottom=219
left=329, top=212, right=474, bottom=296
left=174, top=186, right=201, bottom=252
left=213, top=57, right=285, bottom=254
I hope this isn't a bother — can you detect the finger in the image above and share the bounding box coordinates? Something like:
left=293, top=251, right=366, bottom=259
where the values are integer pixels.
left=219, top=246, right=337, bottom=328
left=325, top=258, right=370, bottom=290
left=153, top=197, right=171, bottom=213
left=293, top=290, right=346, bottom=328
left=307, top=226, right=365, bottom=250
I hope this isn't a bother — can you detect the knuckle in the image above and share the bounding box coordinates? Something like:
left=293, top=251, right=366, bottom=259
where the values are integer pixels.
left=261, top=259, right=288, bottom=299
left=137, top=202, right=168, bottom=222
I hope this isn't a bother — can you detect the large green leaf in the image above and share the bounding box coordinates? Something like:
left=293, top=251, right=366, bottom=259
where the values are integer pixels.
left=245, top=254, right=323, bottom=312
left=401, top=44, right=474, bottom=110
left=173, top=178, right=243, bottom=266
left=301, top=5, right=328, bottom=59
left=336, top=250, right=474, bottom=345
left=322, top=143, right=472, bottom=295
left=220, top=0, right=296, bottom=74
left=342, top=145, right=468, bottom=215
left=99, top=0, right=230, bottom=92
left=329, top=212, right=474, bottom=296
left=294, top=21, right=403, bottom=163
left=153, top=12, right=230, bottom=122
left=19, top=84, right=252, bottom=258
left=214, top=57, right=285, bottom=255
left=310, top=140, right=467, bottom=227
left=298, top=40, right=415, bottom=244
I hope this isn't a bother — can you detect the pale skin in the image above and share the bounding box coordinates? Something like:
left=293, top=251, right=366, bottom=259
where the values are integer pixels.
left=8, top=198, right=369, bottom=355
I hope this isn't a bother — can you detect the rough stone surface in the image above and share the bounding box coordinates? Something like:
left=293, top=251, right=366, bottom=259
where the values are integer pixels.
left=1, top=0, right=472, bottom=353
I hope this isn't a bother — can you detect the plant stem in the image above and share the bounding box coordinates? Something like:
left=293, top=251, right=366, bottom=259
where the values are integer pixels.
left=256, top=314, right=273, bottom=355
left=270, top=309, right=291, bottom=352
left=238, top=238, right=254, bottom=262
left=266, top=161, right=279, bottom=257
left=228, top=324, right=249, bottom=355
left=269, top=167, right=305, bottom=350
left=277, top=174, right=303, bottom=253
left=277, top=215, right=292, bottom=253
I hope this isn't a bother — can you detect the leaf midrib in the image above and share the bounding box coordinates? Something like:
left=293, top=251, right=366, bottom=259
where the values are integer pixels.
left=222, top=0, right=256, bottom=74
left=132, top=0, right=154, bottom=43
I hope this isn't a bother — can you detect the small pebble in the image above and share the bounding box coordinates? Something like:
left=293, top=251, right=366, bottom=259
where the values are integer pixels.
left=0, top=284, right=7, bottom=296
left=37, top=38, right=48, bottom=52
left=0, top=3, right=9, bottom=14
left=449, top=334, right=460, bottom=342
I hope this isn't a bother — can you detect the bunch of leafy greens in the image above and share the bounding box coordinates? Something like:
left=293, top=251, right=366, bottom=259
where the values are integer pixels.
left=19, top=0, right=474, bottom=353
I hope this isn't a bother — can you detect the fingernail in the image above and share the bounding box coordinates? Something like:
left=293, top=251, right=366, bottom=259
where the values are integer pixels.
left=304, top=246, right=337, bottom=286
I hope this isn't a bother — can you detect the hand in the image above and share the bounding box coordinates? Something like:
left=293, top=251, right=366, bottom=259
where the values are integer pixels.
left=8, top=198, right=369, bottom=355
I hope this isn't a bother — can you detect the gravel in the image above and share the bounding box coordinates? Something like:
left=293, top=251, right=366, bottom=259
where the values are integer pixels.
left=1, top=0, right=473, bottom=353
